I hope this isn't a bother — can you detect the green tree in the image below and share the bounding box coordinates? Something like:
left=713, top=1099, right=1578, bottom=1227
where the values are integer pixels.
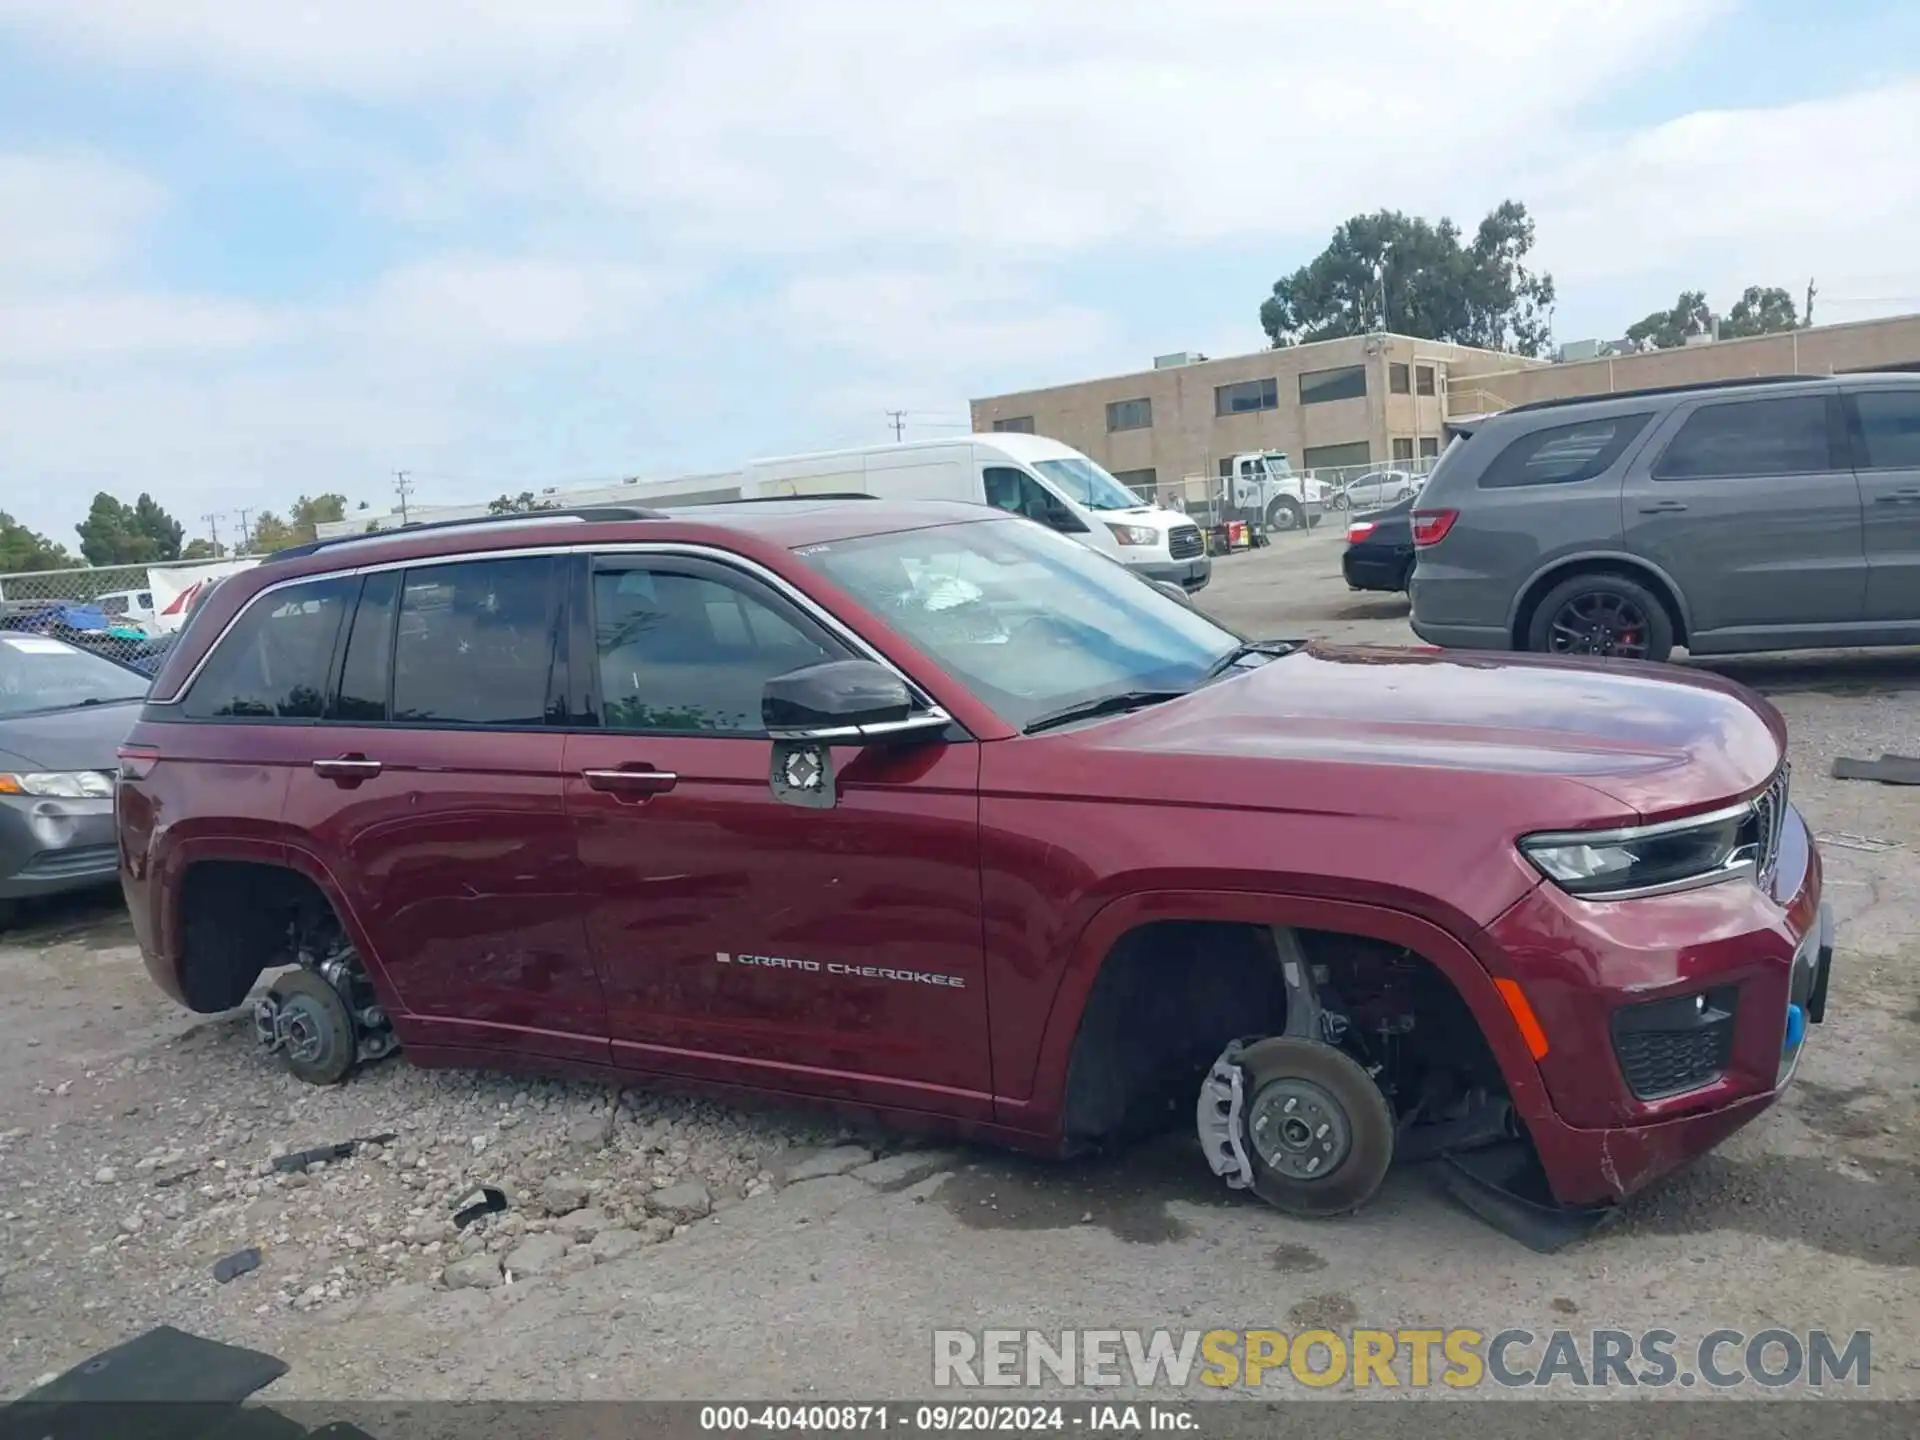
left=133, top=493, right=183, bottom=560
left=1259, top=200, right=1556, bottom=357
left=289, top=493, right=349, bottom=542
left=1624, top=290, right=1713, bottom=351
left=0, top=510, right=75, bottom=572
left=1721, top=285, right=1800, bottom=339
left=487, top=491, right=551, bottom=514
left=248, top=511, right=298, bottom=553
left=180, top=537, right=225, bottom=561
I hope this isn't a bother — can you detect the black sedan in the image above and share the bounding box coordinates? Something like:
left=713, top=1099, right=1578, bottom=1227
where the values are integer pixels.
left=0, top=635, right=148, bottom=929
left=1340, top=494, right=1416, bottom=593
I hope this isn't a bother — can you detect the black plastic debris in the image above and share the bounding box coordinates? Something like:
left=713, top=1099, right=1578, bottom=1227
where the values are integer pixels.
left=1832, top=754, right=1920, bottom=785
left=212, top=1247, right=262, bottom=1284
left=271, top=1133, right=398, bottom=1174
left=450, top=1184, right=509, bottom=1229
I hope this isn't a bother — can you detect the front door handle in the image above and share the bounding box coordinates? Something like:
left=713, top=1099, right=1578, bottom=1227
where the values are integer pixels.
left=1875, top=487, right=1920, bottom=504
left=582, top=767, right=679, bottom=802
left=312, top=755, right=382, bottom=785
left=1637, top=500, right=1689, bottom=514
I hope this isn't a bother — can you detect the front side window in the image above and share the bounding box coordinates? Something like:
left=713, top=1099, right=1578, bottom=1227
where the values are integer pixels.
left=1479, top=412, right=1653, bottom=489
left=1852, top=389, right=1920, bottom=470
left=983, top=466, right=1064, bottom=523
left=182, top=576, right=354, bottom=719
left=391, top=556, right=559, bottom=726
left=1653, top=396, right=1836, bottom=480
left=331, top=571, right=398, bottom=722
left=0, top=635, right=148, bottom=718
left=592, top=565, right=838, bottom=734
left=797, top=518, right=1237, bottom=731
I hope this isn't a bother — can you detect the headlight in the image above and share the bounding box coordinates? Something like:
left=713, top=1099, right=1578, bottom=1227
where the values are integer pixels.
left=1520, top=803, right=1758, bottom=899
left=0, top=770, right=116, bottom=799
left=1106, top=524, right=1159, bottom=547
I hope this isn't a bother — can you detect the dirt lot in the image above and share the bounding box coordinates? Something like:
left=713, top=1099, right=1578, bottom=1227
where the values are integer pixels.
left=2, top=526, right=1916, bottom=1401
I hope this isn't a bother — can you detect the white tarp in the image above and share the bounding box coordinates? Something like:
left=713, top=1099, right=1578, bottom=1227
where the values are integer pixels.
left=148, top=558, right=261, bottom=632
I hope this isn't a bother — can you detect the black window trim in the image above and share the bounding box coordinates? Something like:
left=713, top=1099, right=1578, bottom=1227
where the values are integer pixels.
left=155, top=541, right=963, bottom=737
left=171, top=572, right=358, bottom=725
left=1841, top=385, right=1920, bottom=471
left=1650, top=392, right=1848, bottom=482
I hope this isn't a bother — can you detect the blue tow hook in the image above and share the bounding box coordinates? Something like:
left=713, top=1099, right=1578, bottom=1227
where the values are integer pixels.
left=1784, top=1002, right=1807, bottom=1054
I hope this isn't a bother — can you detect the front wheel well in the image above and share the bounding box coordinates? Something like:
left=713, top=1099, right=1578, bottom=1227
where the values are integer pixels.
left=1511, top=559, right=1687, bottom=649
left=1059, top=920, right=1507, bottom=1150
left=177, top=861, right=335, bottom=1013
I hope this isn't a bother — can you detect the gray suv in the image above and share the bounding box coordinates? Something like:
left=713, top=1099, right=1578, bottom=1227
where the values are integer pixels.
left=1408, top=374, right=1920, bottom=662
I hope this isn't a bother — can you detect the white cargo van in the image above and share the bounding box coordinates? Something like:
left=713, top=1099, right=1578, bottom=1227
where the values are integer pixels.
left=744, top=434, right=1212, bottom=592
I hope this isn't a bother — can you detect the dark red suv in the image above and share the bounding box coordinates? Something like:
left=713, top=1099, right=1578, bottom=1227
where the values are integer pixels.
left=117, top=499, right=1832, bottom=1247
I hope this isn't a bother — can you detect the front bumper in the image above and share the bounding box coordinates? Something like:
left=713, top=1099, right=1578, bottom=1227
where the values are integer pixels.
left=1485, top=808, right=1829, bottom=1208
left=1131, top=556, right=1212, bottom=592
left=0, top=794, right=120, bottom=899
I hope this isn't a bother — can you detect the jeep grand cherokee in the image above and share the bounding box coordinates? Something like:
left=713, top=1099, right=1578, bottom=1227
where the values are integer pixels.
left=116, top=498, right=1833, bottom=1247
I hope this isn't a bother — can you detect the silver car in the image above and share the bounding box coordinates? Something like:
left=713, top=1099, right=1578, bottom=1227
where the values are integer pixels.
left=1339, top=469, right=1419, bottom=514
left=1409, top=374, right=1920, bottom=662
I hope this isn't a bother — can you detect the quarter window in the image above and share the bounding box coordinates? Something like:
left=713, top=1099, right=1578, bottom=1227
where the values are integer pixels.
left=182, top=576, right=354, bottom=720
left=1215, top=378, right=1278, bottom=416
left=592, top=566, right=839, bottom=735
left=1653, top=396, right=1837, bottom=480
left=1479, top=413, right=1654, bottom=489
left=1852, top=390, right=1920, bottom=470
left=391, top=556, right=560, bottom=726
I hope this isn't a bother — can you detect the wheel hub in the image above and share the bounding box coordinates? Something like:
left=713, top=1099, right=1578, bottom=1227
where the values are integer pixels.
left=1247, top=1077, right=1351, bottom=1180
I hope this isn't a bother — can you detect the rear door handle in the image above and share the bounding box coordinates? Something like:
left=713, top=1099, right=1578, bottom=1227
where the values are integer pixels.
left=312, top=755, right=382, bottom=784
left=1874, top=487, right=1920, bottom=503
left=582, top=767, right=679, bottom=802
left=1637, top=500, right=1689, bottom=514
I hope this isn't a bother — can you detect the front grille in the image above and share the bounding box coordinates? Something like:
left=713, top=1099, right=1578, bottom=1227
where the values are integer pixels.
left=19, top=843, right=119, bottom=881
left=1611, top=986, right=1737, bottom=1100
left=1752, top=764, right=1790, bottom=887
left=1168, top=525, right=1204, bottom=560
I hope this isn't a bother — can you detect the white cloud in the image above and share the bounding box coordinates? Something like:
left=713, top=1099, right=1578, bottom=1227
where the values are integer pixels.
left=346, top=257, right=667, bottom=351
left=779, top=270, right=1114, bottom=368
left=0, top=152, right=164, bottom=282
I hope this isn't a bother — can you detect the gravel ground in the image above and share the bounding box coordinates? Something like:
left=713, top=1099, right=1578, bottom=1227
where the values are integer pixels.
left=2, top=528, right=1915, bottom=1401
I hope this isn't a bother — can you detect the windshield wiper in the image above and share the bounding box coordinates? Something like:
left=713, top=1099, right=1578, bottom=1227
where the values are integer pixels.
left=1022, top=689, right=1186, bottom=735
left=1201, top=639, right=1300, bottom=682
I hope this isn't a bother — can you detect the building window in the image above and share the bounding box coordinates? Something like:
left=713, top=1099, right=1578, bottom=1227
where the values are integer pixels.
left=1391, top=438, right=1415, bottom=462
left=1419, top=437, right=1440, bottom=458
left=1416, top=365, right=1436, bottom=396
left=992, top=416, right=1035, bottom=434
left=1215, top=377, right=1278, bottom=416
left=1389, top=363, right=1411, bottom=395
left=1111, top=467, right=1157, bottom=499
left=1303, top=441, right=1373, bottom=470
left=1106, top=397, right=1153, bottom=432
left=1299, top=365, right=1368, bottom=406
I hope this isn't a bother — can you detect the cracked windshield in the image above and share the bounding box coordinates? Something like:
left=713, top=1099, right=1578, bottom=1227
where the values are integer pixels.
left=0, top=0, right=1914, bottom=1428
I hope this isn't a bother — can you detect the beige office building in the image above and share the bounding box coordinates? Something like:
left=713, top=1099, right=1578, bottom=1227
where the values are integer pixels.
left=970, top=313, right=1920, bottom=500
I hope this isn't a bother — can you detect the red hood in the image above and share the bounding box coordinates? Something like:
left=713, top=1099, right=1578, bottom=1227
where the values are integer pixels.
left=1015, top=643, right=1785, bottom=827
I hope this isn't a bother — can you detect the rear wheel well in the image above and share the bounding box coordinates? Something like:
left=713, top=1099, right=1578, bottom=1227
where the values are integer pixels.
left=1512, top=559, right=1686, bottom=649
left=177, top=862, right=333, bottom=1013
left=1060, top=920, right=1506, bottom=1150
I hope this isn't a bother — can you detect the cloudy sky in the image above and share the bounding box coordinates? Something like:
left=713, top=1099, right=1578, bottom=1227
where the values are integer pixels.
left=2, top=0, right=1918, bottom=545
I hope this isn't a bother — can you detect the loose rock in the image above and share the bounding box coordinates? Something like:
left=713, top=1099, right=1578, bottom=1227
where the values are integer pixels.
left=443, top=1254, right=504, bottom=1290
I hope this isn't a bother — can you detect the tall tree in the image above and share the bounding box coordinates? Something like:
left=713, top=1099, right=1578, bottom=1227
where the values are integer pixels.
left=1624, top=291, right=1713, bottom=351
left=1721, top=285, right=1800, bottom=339
left=1, top=510, right=75, bottom=572
left=247, top=511, right=298, bottom=553
left=73, top=491, right=185, bottom=565
left=1259, top=200, right=1555, bottom=356
left=133, top=493, right=184, bottom=560
left=289, top=493, right=349, bottom=542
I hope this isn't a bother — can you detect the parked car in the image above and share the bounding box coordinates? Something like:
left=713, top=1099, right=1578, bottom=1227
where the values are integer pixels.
left=1, top=633, right=149, bottom=929
left=118, top=499, right=1830, bottom=1245
left=96, top=587, right=158, bottom=629
left=1338, top=469, right=1418, bottom=514
left=1, top=599, right=113, bottom=644
left=1410, top=373, right=1920, bottom=661
left=1341, top=495, right=1416, bottom=593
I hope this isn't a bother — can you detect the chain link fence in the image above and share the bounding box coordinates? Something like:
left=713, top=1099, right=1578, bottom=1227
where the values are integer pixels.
left=0, top=557, right=258, bottom=675
left=1134, top=456, right=1445, bottom=531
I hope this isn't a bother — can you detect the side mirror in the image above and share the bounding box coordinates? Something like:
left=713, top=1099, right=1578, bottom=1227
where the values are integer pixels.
left=1043, top=504, right=1089, bottom=534
left=762, top=660, right=947, bottom=810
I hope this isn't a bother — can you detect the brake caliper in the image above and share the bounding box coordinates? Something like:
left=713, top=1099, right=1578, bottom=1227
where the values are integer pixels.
left=1197, top=1039, right=1256, bottom=1190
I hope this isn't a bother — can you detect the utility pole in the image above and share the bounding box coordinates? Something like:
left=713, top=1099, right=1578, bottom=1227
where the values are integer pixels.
left=234, top=508, right=252, bottom=555
left=201, top=513, right=222, bottom=556
left=1804, top=277, right=1817, bottom=329
left=886, top=410, right=907, bottom=442
left=393, top=470, right=414, bottom=525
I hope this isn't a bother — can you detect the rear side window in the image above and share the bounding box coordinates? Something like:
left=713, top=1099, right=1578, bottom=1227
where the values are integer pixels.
left=392, top=557, right=560, bottom=726
left=182, top=576, right=354, bottom=719
left=1477, top=412, right=1652, bottom=489
left=1852, top=390, right=1920, bottom=469
left=1653, top=395, right=1837, bottom=480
